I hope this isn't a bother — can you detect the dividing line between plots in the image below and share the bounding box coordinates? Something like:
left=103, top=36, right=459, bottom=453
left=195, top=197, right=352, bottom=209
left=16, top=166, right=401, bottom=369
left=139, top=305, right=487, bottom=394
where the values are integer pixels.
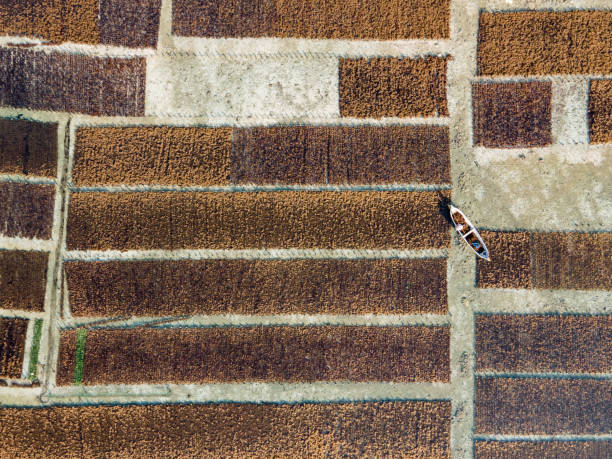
left=63, top=248, right=449, bottom=261
left=68, top=183, right=453, bottom=193
left=474, top=434, right=612, bottom=442
left=46, top=381, right=452, bottom=403
left=58, top=313, right=451, bottom=330
left=475, top=371, right=612, bottom=381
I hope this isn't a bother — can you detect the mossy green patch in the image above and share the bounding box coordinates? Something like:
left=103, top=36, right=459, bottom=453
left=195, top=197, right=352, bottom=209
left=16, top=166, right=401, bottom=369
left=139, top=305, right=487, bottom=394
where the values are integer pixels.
left=28, top=319, right=43, bottom=381
left=73, top=329, right=87, bottom=385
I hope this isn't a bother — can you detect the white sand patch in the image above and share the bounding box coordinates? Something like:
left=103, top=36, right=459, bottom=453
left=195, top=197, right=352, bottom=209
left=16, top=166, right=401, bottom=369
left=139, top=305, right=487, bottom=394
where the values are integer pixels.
left=476, top=288, right=612, bottom=315
left=461, top=152, right=612, bottom=231
left=46, top=382, right=450, bottom=404
left=171, top=36, right=450, bottom=59
left=146, top=55, right=339, bottom=118
left=481, top=0, right=612, bottom=10
left=552, top=78, right=589, bottom=145
left=63, top=248, right=448, bottom=262
left=0, top=36, right=155, bottom=57
left=0, top=236, right=54, bottom=252
left=474, top=144, right=609, bottom=166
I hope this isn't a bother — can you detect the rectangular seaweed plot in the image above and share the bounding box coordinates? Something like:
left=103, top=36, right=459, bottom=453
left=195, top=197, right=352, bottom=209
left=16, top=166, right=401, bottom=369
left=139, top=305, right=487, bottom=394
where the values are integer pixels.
left=0, top=402, right=450, bottom=457
left=99, top=0, right=162, bottom=48
left=476, top=231, right=531, bottom=289
left=0, top=0, right=99, bottom=45
left=475, top=441, right=612, bottom=459
left=475, top=377, right=612, bottom=435
left=64, top=258, right=448, bottom=316
left=0, top=0, right=160, bottom=47
left=477, top=231, right=612, bottom=290
left=0, top=318, right=28, bottom=379
left=231, top=126, right=450, bottom=185
left=66, top=191, right=451, bottom=251
left=532, top=233, right=612, bottom=290
left=172, top=0, right=450, bottom=40
left=72, top=126, right=232, bottom=186
left=339, top=57, right=448, bottom=118
left=589, top=79, right=612, bottom=144
left=477, top=11, right=612, bottom=76
left=56, top=326, right=450, bottom=385
left=0, top=182, right=55, bottom=240
left=0, top=118, right=58, bottom=177
left=0, top=48, right=146, bottom=116
left=0, top=250, right=48, bottom=311
left=476, top=315, right=612, bottom=374
left=472, top=82, right=552, bottom=148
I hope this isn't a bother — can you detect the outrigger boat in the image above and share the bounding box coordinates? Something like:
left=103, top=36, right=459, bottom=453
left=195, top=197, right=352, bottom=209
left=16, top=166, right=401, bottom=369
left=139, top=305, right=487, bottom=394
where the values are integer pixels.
left=449, top=204, right=490, bottom=260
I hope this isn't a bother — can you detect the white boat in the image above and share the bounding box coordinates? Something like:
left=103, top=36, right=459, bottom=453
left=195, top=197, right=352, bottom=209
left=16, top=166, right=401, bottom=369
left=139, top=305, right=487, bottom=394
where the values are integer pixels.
left=448, top=204, right=489, bottom=260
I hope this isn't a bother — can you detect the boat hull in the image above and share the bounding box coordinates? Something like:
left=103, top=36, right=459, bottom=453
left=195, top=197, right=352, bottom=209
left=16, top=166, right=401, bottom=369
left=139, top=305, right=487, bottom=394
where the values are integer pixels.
left=449, top=205, right=489, bottom=260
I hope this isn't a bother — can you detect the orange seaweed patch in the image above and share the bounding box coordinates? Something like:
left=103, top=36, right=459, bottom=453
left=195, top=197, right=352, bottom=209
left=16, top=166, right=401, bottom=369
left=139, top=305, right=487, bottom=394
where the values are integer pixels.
left=57, top=326, right=450, bottom=385
left=0, top=0, right=99, bottom=44
left=478, top=11, right=612, bottom=76
left=73, top=127, right=231, bottom=186
left=66, top=191, right=451, bottom=251
left=339, top=57, right=449, bottom=118
left=477, top=232, right=531, bottom=289
left=0, top=402, right=450, bottom=457
left=172, top=0, right=450, bottom=40
left=0, top=0, right=161, bottom=47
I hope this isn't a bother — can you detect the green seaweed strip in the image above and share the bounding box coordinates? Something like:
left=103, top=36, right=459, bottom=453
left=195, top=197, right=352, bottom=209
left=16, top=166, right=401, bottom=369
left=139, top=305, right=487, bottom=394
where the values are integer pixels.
left=27, top=319, right=44, bottom=381
left=73, top=329, right=87, bottom=385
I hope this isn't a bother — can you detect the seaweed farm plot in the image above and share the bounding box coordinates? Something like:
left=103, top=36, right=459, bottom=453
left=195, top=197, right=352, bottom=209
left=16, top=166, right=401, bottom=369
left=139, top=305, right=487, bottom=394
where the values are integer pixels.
left=56, top=326, right=450, bottom=386
left=0, top=402, right=451, bottom=457
left=0, top=116, right=59, bottom=393
left=474, top=313, right=612, bottom=455
left=64, top=258, right=448, bottom=316
left=72, top=125, right=451, bottom=186
left=477, top=231, right=611, bottom=290
left=0, top=318, right=43, bottom=384
left=65, top=191, right=451, bottom=251
left=0, top=318, right=28, bottom=380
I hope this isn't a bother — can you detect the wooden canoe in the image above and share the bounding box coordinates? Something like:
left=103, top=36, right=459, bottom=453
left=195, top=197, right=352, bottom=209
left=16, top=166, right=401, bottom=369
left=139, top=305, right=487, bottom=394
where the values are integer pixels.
left=448, top=204, right=489, bottom=260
